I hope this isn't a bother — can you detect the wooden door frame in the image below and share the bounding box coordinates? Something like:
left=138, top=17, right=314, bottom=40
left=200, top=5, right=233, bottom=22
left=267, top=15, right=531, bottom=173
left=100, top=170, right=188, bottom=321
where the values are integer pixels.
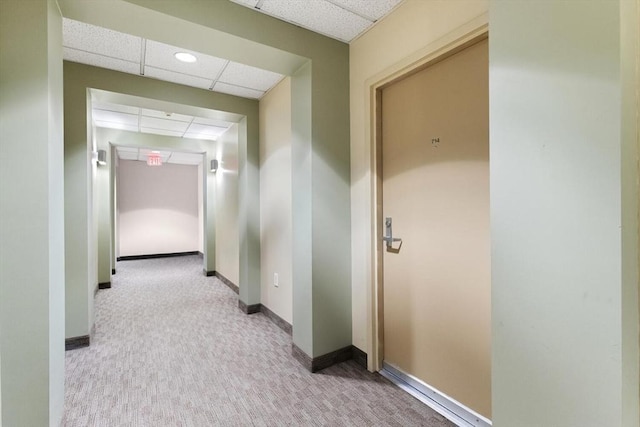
left=366, top=22, right=489, bottom=372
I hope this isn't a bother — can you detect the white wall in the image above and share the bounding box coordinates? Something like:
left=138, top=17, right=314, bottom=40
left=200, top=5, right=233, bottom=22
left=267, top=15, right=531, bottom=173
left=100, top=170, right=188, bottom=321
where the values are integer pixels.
left=215, top=124, right=240, bottom=285
left=490, top=1, right=638, bottom=425
left=259, top=77, right=293, bottom=323
left=349, top=0, right=489, bottom=357
left=118, top=159, right=200, bottom=256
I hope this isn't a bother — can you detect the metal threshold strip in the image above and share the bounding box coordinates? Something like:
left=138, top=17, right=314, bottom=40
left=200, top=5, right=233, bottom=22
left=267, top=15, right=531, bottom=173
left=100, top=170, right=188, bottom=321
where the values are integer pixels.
left=380, top=362, right=492, bottom=427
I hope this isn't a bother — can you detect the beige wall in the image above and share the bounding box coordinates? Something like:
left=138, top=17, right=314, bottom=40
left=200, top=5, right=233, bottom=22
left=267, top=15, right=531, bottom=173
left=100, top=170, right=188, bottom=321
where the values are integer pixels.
left=215, top=124, right=240, bottom=285
left=620, top=0, right=640, bottom=423
left=259, top=78, right=293, bottom=323
left=117, top=159, right=200, bottom=257
left=349, top=0, right=489, bottom=358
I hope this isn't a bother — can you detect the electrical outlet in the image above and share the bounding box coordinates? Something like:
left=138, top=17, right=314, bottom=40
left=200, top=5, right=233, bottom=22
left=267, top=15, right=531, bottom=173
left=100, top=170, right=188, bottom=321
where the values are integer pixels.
left=274, top=273, right=279, bottom=287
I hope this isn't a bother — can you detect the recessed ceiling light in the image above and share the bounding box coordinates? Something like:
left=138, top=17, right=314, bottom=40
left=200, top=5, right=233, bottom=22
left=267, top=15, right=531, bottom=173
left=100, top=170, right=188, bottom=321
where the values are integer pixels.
left=174, top=52, right=197, bottom=63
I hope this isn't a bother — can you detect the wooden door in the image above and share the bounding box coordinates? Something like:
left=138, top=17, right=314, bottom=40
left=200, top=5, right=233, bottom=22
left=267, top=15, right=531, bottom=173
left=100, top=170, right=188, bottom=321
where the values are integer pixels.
left=381, top=39, right=491, bottom=419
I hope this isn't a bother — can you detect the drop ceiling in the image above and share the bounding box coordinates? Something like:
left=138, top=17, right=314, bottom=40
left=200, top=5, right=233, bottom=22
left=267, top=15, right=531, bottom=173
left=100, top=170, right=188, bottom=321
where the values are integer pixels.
left=115, top=146, right=204, bottom=166
left=230, top=0, right=404, bottom=43
left=62, top=0, right=404, bottom=100
left=63, top=18, right=284, bottom=99
left=93, top=101, right=232, bottom=141
left=65, top=0, right=405, bottom=156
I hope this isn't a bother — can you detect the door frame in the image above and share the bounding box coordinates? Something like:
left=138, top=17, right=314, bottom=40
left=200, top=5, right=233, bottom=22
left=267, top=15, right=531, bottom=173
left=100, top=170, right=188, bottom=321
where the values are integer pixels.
left=366, top=21, right=489, bottom=372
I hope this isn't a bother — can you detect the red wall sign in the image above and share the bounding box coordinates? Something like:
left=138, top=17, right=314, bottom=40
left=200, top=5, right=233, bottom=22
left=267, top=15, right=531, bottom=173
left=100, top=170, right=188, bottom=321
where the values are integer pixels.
left=147, top=153, right=162, bottom=166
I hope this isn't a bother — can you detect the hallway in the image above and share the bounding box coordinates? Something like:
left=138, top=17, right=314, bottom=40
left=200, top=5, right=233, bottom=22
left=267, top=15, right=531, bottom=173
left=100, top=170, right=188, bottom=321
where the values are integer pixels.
left=62, top=256, right=453, bottom=426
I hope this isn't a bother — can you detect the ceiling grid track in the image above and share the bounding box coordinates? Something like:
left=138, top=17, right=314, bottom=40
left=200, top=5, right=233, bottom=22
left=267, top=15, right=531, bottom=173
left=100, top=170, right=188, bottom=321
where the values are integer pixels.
left=324, top=0, right=376, bottom=22
left=209, top=60, right=230, bottom=91
left=182, top=117, right=197, bottom=138
left=139, top=38, right=147, bottom=75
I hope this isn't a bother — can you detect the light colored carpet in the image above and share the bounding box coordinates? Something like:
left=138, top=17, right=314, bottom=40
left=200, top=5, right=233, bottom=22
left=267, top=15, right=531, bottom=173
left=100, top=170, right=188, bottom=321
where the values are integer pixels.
left=62, top=255, right=454, bottom=426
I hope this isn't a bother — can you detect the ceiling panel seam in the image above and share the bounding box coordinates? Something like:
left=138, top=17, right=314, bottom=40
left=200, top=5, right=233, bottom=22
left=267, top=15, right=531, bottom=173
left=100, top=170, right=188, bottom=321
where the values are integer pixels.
left=64, top=46, right=139, bottom=65
left=324, top=0, right=376, bottom=22
left=139, top=39, right=146, bottom=75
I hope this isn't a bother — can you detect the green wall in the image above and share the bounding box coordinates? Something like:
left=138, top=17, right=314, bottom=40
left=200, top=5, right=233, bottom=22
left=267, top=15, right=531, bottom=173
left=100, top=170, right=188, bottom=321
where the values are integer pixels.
left=490, top=1, right=639, bottom=425
left=60, top=0, right=352, bottom=359
left=0, top=0, right=65, bottom=424
left=64, top=62, right=258, bottom=339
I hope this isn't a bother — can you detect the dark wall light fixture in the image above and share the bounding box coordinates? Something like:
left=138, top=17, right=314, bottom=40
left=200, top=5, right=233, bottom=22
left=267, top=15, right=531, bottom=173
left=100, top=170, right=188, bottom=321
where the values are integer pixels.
left=97, top=149, right=107, bottom=165
left=92, top=149, right=107, bottom=166
left=210, top=159, right=219, bottom=173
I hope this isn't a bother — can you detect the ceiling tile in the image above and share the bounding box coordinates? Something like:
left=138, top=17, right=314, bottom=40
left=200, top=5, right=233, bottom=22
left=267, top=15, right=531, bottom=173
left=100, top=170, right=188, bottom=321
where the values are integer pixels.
left=94, top=120, right=139, bottom=132
left=167, top=152, right=204, bottom=165
left=141, top=109, right=193, bottom=123
left=140, top=116, right=190, bottom=133
left=183, top=133, right=217, bottom=141
left=260, top=0, right=372, bottom=42
left=229, top=0, right=260, bottom=7
left=329, top=0, right=402, bottom=22
left=93, top=110, right=139, bottom=126
left=217, top=61, right=283, bottom=92
left=93, top=102, right=139, bottom=115
left=192, top=117, right=233, bottom=128
left=140, top=127, right=185, bottom=138
left=63, top=18, right=141, bottom=62
left=185, top=123, right=228, bottom=137
left=116, top=146, right=138, bottom=153
left=213, top=82, right=263, bottom=99
left=64, top=48, right=140, bottom=75
left=117, top=151, right=138, bottom=160
left=144, top=66, right=213, bottom=90
left=145, top=40, right=228, bottom=80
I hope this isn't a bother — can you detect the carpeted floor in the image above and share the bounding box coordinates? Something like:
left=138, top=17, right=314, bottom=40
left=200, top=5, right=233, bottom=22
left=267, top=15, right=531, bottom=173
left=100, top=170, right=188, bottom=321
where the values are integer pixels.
left=62, top=255, right=453, bottom=426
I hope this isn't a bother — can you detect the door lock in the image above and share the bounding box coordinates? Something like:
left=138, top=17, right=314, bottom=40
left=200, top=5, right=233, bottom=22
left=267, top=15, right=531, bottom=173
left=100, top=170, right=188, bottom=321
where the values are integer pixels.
left=382, top=217, right=402, bottom=250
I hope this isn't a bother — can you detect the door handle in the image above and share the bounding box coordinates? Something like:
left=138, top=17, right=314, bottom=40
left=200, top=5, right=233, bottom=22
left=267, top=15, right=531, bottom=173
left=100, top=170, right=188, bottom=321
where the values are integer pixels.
left=382, top=217, right=402, bottom=250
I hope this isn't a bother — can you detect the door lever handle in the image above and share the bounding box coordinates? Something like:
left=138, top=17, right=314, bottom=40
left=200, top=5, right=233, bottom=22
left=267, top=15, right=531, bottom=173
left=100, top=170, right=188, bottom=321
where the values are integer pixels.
left=383, top=217, right=402, bottom=250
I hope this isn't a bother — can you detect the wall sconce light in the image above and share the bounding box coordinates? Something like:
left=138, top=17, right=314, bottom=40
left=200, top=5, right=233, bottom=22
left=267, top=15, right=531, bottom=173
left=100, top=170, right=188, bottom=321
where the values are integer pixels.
left=92, top=149, right=107, bottom=165
left=210, top=159, right=219, bottom=173
left=97, top=149, right=107, bottom=166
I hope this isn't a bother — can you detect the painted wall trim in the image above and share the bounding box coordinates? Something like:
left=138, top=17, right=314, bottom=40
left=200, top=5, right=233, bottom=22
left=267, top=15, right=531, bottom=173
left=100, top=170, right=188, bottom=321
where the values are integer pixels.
left=381, top=362, right=491, bottom=427
left=238, top=300, right=261, bottom=314
left=65, top=335, right=90, bottom=351
left=259, top=304, right=292, bottom=335
left=351, top=346, right=368, bottom=370
left=291, top=344, right=355, bottom=373
left=215, top=271, right=239, bottom=294
left=117, top=251, right=200, bottom=261
left=65, top=325, right=95, bottom=351
left=211, top=272, right=294, bottom=337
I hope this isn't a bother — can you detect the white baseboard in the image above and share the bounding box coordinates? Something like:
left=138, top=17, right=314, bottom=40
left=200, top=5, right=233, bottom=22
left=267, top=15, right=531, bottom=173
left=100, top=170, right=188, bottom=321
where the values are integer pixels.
left=380, top=362, right=491, bottom=427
